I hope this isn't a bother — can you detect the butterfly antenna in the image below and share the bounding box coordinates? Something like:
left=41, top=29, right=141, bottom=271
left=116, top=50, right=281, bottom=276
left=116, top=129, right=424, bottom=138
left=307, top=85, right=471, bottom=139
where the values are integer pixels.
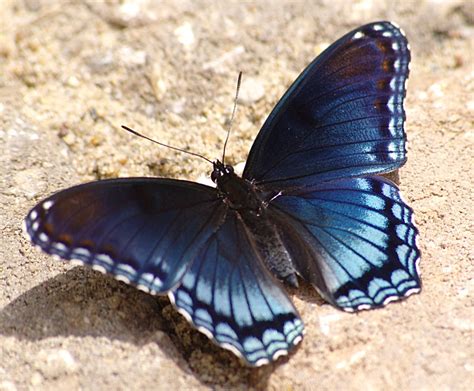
left=222, top=71, right=242, bottom=164
left=121, top=125, right=214, bottom=164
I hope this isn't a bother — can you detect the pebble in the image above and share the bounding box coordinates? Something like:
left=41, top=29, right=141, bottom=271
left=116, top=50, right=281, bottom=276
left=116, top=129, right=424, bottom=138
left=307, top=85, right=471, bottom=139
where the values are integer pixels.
left=238, top=77, right=265, bottom=105
left=33, top=349, right=78, bottom=379
left=318, top=311, right=345, bottom=336
left=87, top=51, right=115, bottom=74
left=66, top=75, right=80, bottom=87
left=13, top=168, right=47, bottom=199
left=118, top=47, right=147, bottom=66
left=0, top=381, right=17, bottom=391
left=30, top=373, right=43, bottom=387
left=119, top=1, right=141, bottom=22
left=174, top=22, right=195, bottom=48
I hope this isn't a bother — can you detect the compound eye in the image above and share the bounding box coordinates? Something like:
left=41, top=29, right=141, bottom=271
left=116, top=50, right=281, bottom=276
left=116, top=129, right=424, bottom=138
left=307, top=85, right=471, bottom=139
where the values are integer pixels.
left=211, top=170, right=218, bottom=182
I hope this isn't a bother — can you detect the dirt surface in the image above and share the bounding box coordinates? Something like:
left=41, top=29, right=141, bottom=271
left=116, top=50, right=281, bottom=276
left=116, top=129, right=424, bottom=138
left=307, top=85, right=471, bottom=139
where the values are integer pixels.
left=0, top=0, right=473, bottom=390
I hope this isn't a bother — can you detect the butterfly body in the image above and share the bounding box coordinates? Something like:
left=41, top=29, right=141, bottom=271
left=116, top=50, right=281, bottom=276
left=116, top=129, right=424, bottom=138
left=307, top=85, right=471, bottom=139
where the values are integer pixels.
left=24, top=21, right=421, bottom=366
left=212, top=160, right=263, bottom=212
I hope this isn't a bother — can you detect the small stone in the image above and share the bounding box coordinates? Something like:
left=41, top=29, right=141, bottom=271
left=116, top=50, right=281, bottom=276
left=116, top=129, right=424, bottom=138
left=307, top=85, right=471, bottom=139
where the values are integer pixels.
left=87, top=51, right=115, bottom=74
left=239, top=77, right=265, bottom=105
left=62, top=132, right=76, bottom=146
left=118, top=47, right=147, bottom=66
left=24, top=0, right=41, bottom=11
left=0, top=380, right=17, bottom=391
left=151, top=64, right=168, bottom=100
left=66, top=75, right=80, bottom=87
left=169, top=98, right=186, bottom=115
left=13, top=168, right=47, bottom=198
left=466, top=100, right=474, bottom=113
left=30, top=372, right=43, bottom=387
left=34, top=349, right=78, bottom=379
left=89, top=134, right=104, bottom=146
left=119, top=1, right=141, bottom=22
left=174, top=22, right=195, bottom=48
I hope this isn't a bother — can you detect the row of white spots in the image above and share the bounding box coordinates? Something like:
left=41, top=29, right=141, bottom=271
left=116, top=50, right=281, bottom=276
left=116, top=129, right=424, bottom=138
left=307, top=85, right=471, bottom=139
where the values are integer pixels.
left=168, top=290, right=304, bottom=366
left=26, top=199, right=169, bottom=294
left=339, top=265, right=421, bottom=313
left=350, top=22, right=410, bottom=139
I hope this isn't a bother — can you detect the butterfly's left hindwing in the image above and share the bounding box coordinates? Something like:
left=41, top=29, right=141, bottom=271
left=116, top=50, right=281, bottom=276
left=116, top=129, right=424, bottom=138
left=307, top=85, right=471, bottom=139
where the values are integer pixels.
left=24, top=178, right=225, bottom=293
left=170, top=210, right=304, bottom=366
left=269, top=176, right=421, bottom=311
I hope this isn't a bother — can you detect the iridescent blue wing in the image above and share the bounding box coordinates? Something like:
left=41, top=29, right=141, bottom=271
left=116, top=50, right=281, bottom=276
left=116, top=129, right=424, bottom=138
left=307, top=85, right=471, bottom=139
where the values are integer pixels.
left=243, top=21, right=410, bottom=187
left=269, top=176, right=421, bottom=311
left=24, top=178, right=224, bottom=293
left=170, top=209, right=304, bottom=366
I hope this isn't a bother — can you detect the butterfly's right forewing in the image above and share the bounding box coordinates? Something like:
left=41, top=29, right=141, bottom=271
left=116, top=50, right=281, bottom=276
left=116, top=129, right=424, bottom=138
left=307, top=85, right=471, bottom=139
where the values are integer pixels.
left=24, top=178, right=225, bottom=293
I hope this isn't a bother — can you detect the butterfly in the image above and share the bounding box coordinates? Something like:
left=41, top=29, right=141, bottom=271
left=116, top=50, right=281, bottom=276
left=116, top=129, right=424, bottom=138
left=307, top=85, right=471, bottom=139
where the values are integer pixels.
left=24, top=21, right=421, bottom=366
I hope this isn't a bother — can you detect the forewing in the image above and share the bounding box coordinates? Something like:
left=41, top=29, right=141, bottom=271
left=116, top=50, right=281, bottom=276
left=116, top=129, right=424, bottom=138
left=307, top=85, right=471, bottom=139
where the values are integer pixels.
left=24, top=178, right=224, bottom=293
left=170, top=210, right=304, bottom=366
left=269, top=176, right=421, bottom=311
left=243, top=21, right=410, bottom=187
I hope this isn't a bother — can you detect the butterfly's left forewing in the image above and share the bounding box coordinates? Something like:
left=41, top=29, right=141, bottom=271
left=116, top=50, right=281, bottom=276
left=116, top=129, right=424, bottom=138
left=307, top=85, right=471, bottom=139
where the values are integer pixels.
left=244, top=21, right=410, bottom=187
left=170, top=209, right=304, bottom=366
left=269, top=176, right=421, bottom=311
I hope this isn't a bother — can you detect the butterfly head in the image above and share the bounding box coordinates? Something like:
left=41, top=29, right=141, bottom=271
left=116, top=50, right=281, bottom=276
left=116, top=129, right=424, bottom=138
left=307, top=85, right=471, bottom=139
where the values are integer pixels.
left=211, top=160, right=234, bottom=184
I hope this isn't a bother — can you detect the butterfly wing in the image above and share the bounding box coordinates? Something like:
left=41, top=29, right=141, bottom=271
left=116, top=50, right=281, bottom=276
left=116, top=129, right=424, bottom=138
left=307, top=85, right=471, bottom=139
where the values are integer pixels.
left=269, top=176, right=421, bottom=311
left=170, top=209, right=304, bottom=366
left=24, top=178, right=225, bottom=293
left=243, top=21, right=410, bottom=187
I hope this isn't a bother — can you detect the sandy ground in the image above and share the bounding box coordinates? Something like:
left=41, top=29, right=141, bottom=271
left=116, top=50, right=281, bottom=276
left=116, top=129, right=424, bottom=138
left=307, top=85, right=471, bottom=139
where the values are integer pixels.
left=0, top=0, right=473, bottom=390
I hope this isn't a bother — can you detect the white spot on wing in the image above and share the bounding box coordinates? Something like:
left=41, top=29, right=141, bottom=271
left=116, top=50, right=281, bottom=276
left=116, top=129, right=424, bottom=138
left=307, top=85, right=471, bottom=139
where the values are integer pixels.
left=272, top=349, right=288, bottom=360
left=137, top=284, right=150, bottom=293
left=176, top=307, right=193, bottom=322
left=42, top=200, right=54, bottom=210
left=394, top=58, right=401, bottom=70
left=390, top=21, right=402, bottom=30
left=72, top=247, right=90, bottom=257
left=353, top=31, right=365, bottom=40
left=92, top=264, right=107, bottom=274
left=96, top=254, right=114, bottom=267
left=167, top=291, right=176, bottom=305
left=52, top=242, right=67, bottom=252
left=254, top=357, right=270, bottom=367
left=197, top=326, right=214, bottom=340
left=382, top=296, right=399, bottom=306
left=293, top=335, right=303, bottom=345
left=220, top=343, right=244, bottom=360
left=405, top=287, right=421, bottom=297
left=139, top=272, right=156, bottom=285
left=115, top=274, right=131, bottom=284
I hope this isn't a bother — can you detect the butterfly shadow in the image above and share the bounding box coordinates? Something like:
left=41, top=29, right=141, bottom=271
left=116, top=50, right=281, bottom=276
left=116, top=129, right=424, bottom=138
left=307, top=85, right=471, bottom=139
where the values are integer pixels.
left=0, top=266, right=295, bottom=388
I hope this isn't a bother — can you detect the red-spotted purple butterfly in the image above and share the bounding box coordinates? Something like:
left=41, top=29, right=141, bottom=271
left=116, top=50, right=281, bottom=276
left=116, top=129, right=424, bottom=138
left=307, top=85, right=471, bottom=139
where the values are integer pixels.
left=24, top=21, right=421, bottom=366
